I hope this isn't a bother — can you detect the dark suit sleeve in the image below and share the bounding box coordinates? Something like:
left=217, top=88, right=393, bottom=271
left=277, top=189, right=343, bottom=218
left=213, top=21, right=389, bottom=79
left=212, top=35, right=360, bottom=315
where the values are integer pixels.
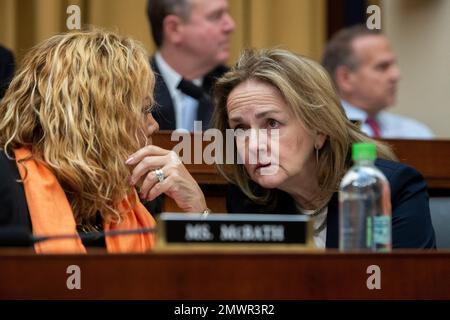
left=143, top=197, right=162, bottom=215
left=226, top=184, right=267, bottom=213
left=0, top=152, right=31, bottom=228
left=226, top=184, right=296, bottom=214
left=0, top=46, right=15, bottom=99
left=0, top=157, right=15, bottom=225
left=389, top=165, right=436, bottom=248
left=226, top=184, right=248, bottom=213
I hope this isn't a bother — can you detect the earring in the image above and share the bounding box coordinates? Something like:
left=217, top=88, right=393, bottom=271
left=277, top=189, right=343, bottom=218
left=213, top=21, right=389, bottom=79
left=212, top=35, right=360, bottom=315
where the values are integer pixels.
left=315, top=145, right=319, bottom=165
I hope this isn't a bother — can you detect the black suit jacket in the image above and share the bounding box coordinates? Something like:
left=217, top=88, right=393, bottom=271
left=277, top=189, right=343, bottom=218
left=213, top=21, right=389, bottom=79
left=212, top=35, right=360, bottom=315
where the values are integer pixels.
left=0, top=152, right=128, bottom=247
left=0, top=151, right=31, bottom=230
left=0, top=45, right=15, bottom=99
left=150, top=57, right=228, bottom=130
left=227, top=159, right=436, bottom=249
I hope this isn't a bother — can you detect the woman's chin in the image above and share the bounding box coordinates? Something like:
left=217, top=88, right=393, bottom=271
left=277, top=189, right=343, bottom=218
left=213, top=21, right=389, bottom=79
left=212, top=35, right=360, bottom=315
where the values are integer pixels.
left=252, top=174, right=283, bottom=189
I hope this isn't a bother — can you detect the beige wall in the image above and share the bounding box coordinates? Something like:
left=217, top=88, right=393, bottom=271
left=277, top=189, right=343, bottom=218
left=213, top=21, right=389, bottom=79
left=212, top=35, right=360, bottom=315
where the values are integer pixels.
left=383, top=0, right=450, bottom=138
left=244, top=0, right=325, bottom=59
left=0, top=0, right=326, bottom=65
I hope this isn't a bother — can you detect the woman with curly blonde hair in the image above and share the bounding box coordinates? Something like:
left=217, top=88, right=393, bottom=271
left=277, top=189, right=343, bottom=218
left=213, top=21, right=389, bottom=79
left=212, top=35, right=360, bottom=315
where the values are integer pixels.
left=0, top=29, right=207, bottom=253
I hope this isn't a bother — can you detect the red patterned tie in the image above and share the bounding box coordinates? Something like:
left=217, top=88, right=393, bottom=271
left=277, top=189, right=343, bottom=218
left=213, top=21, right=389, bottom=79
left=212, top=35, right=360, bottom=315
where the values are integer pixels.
left=365, top=117, right=381, bottom=138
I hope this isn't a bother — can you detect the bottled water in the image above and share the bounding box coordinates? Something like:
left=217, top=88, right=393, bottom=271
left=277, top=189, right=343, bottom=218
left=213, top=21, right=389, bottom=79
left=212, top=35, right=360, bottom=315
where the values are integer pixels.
left=339, top=143, right=392, bottom=251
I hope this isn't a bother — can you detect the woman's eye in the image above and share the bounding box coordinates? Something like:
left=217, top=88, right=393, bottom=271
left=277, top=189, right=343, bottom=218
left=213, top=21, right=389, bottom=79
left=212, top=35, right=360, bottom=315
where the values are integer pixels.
left=267, top=119, right=280, bottom=129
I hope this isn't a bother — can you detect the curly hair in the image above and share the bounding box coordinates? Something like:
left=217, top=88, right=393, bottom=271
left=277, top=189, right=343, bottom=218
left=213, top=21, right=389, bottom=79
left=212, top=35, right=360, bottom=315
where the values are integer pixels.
left=0, top=28, right=155, bottom=228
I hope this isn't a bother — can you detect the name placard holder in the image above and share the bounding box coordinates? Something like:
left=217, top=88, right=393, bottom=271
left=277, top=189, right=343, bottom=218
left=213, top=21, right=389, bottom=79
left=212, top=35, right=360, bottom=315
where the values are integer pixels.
left=156, top=213, right=314, bottom=251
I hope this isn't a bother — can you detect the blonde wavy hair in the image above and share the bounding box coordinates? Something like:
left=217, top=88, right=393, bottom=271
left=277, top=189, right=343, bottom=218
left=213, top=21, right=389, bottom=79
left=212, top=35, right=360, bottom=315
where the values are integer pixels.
left=0, top=29, right=154, bottom=228
left=213, top=48, right=396, bottom=208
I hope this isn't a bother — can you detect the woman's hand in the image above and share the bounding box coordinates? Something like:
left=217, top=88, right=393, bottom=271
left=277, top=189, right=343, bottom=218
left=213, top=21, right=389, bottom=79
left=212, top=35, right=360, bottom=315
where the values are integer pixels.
left=126, top=145, right=207, bottom=213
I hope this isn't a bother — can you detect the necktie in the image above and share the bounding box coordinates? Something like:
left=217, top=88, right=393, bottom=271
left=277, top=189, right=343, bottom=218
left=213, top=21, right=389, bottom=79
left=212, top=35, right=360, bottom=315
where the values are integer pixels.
left=177, top=78, right=205, bottom=100
left=365, top=117, right=381, bottom=138
left=177, top=79, right=204, bottom=131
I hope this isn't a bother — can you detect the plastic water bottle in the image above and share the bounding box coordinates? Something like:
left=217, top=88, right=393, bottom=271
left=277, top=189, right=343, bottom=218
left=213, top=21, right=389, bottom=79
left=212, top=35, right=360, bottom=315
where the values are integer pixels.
left=339, top=143, right=392, bottom=251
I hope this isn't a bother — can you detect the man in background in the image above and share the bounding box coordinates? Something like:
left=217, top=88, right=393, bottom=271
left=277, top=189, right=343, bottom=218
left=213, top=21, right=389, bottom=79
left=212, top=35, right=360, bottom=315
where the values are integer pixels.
left=146, top=0, right=235, bottom=131
left=322, top=25, right=434, bottom=139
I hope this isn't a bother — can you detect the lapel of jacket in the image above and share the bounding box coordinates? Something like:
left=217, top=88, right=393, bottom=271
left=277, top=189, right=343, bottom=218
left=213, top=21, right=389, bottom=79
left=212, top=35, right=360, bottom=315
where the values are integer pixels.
left=150, top=57, right=176, bottom=130
left=196, top=65, right=228, bottom=130
left=196, top=96, right=213, bottom=131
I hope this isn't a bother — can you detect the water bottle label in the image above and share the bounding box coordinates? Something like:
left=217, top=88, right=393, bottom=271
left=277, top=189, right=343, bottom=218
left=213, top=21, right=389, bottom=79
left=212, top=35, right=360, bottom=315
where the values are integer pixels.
left=374, top=216, right=391, bottom=245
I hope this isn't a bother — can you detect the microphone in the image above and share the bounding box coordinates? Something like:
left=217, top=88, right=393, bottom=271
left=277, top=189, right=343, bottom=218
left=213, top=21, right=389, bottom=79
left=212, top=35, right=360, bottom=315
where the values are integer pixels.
left=0, top=226, right=157, bottom=247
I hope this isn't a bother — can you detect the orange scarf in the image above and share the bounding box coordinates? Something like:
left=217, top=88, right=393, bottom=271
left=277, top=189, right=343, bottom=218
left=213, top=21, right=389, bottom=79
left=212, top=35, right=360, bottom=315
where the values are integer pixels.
left=14, top=148, right=156, bottom=253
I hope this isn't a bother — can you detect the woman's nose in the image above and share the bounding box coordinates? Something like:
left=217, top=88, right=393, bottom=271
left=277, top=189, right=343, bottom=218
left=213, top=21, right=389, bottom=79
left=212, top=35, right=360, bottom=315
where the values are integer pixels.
left=248, top=129, right=270, bottom=162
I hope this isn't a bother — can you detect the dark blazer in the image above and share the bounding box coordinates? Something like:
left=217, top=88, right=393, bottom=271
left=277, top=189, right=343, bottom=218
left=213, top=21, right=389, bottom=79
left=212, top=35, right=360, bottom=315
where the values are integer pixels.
left=0, top=152, right=114, bottom=247
left=227, top=159, right=436, bottom=249
left=0, top=45, right=15, bottom=99
left=150, top=57, right=228, bottom=131
left=0, top=150, right=158, bottom=229
left=0, top=151, right=31, bottom=230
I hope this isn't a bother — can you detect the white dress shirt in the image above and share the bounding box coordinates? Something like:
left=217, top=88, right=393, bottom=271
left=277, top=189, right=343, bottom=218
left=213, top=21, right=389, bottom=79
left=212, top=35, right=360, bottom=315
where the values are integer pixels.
left=155, top=53, right=202, bottom=131
left=341, top=101, right=435, bottom=139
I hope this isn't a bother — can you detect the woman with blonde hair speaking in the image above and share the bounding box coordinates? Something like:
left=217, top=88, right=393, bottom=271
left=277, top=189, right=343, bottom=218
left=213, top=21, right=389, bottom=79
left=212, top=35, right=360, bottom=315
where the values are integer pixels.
left=213, top=48, right=435, bottom=249
left=0, top=29, right=207, bottom=253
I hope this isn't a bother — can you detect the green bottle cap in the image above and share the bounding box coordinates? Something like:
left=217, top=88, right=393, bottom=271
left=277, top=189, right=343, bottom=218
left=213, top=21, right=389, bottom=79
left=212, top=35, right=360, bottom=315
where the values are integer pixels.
left=352, top=143, right=376, bottom=161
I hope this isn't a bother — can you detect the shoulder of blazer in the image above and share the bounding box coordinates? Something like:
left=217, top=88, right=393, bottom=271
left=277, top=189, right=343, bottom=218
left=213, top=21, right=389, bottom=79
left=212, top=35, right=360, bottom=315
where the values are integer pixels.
left=150, top=57, right=170, bottom=97
left=374, top=158, right=426, bottom=193
left=374, top=158, right=406, bottom=177
left=0, top=45, right=14, bottom=65
left=149, top=56, right=176, bottom=130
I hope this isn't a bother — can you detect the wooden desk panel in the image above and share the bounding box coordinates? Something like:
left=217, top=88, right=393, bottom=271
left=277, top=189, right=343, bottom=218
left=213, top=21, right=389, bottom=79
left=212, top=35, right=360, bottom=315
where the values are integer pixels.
left=0, top=250, right=449, bottom=299
left=385, top=139, right=450, bottom=189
